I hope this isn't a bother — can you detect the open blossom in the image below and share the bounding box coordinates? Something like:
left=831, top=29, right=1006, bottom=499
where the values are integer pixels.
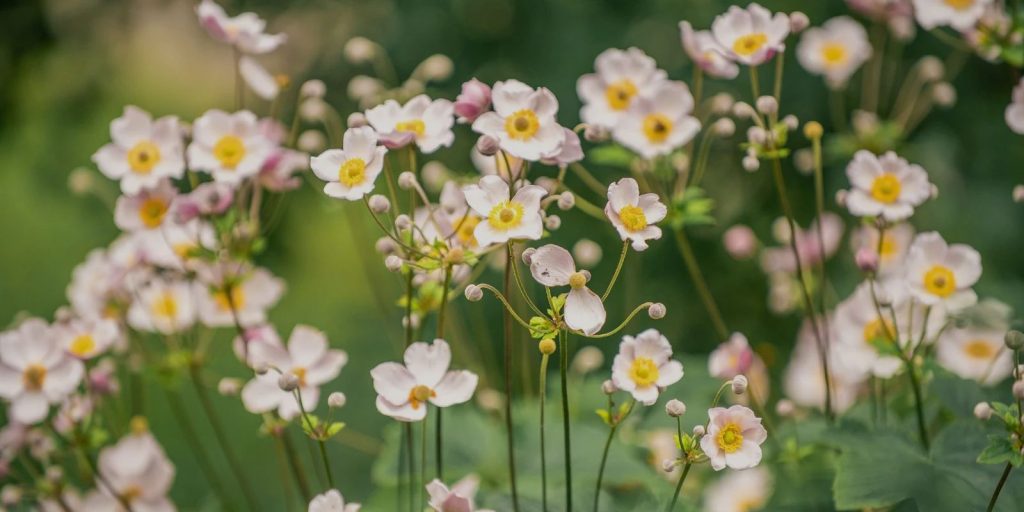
left=610, top=329, right=684, bottom=405
left=783, top=318, right=863, bottom=413
left=196, top=0, right=286, bottom=54
left=850, top=223, right=915, bottom=276
left=612, top=80, right=701, bottom=159
left=604, top=178, right=667, bottom=251
left=55, top=318, right=120, bottom=360
left=371, top=339, right=478, bottom=422
left=797, top=16, right=872, bottom=87
left=679, top=22, right=739, bottom=79
left=844, top=150, right=932, bottom=221
left=174, top=182, right=234, bottom=223
left=66, top=237, right=143, bottom=322
left=711, top=3, right=790, bottom=66
left=260, top=148, right=309, bottom=192
left=93, top=427, right=176, bottom=512
left=241, top=325, right=347, bottom=419
left=700, top=405, right=767, bottom=471
left=577, top=48, right=667, bottom=129
left=708, top=333, right=757, bottom=379
left=92, top=106, right=185, bottom=195
left=196, top=266, right=285, bottom=327
left=462, top=175, right=546, bottom=246
left=703, top=466, right=772, bottom=512
left=454, top=79, right=492, bottom=124
left=529, top=245, right=607, bottom=335
left=912, top=0, right=992, bottom=31
left=426, top=475, right=494, bottom=512
left=308, top=489, right=361, bottom=512
left=904, top=232, right=981, bottom=310
left=365, top=95, right=455, bottom=153
left=540, top=127, right=584, bottom=167
left=188, top=109, right=275, bottom=184
left=1006, top=77, right=1024, bottom=134
left=311, top=126, right=388, bottom=201
left=936, top=325, right=1013, bottom=385
left=472, top=80, right=565, bottom=161
left=114, top=179, right=178, bottom=232
left=760, top=213, right=843, bottom=274
left=0, top=319, right=84, bottom=424
left=127, top=278, right=197, bottom=334
left=134, top=218, right=217, bottom=271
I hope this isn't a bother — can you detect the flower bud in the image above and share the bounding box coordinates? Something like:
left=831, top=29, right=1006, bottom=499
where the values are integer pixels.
left=692, top=425, right=706, bottom=437
left=803, top=121, right=824, bottom=139
left=775, top=398, right=795, bottom=417
left=731, top=375, right=748, bottom=395
left=545, top=215, right=561, bottom=230
left=255, top=363, right=270, bottom=375
left=723, top=225, right=758, bottom=260
left=601, top=380, right=617, bottom=395
left=445, top=247, right=465, bottom=265
left=918, top=56, right=945, bottom=81
left=397, top=172, right=417, bottom=190
left=348, top=76, right=383, bottom=101
left=299, top=98, right=327, bottom=121
left=742, top=155, right=760, bottom=172
left=662, top=459, right=678, bottom=473
left=932, top=82, right=957, bottom=107
left=790, top=11, right=810, bottom=33
left=278, top=372, right=300, bottom=392
left=375, top=237, right=397, bottom=255
left=1012, top=184, right=1024, bottom=203
left=218, top=377, right=241, bottom=396
left=476, top=135, right=500, bottom=156
left=68, top=167, right=95, bottom=196
left=712, top=118, right=736, bottom=137
left=557, top=192, right=576, bottom=210
left=521, top=247, right=537, bottom=265
left=710, top=93, right=734, bottom=115
left=300, top=79, right=326, bottom=98
left=1005, top=330, right=1024, bottom=350
left=584, top=123, right=610, bottom=142
left=974, top=402, right=993, bottom=420
left=368, top=194, right=391, bottom=213
left=539, top=338, right=557, bottom=355
left=747, top=126, right=767, bottom=145
left=648, top=303, right=666, bottom=320
left=835, top=189, right=848, bottom=207
left=782, top=115, right=799, bottom=130
left=665, top=399, right=687, bottom=417
left=454, top=78, right=492, bottom=123
left=418, top=54, right=454, bottom=81
left=328, top=392, right=347, bottom=409
left=573, top=239, right=602, bottom=267
left=855, top=247, right=880, bottom=274
left=394, top=214, right=412, bottom=231
left=464, top=284, right=483, bottom=302
left=385, top=255, right=403, bottom=272
left=573, top=347, right=604, bottom=374
left=1014, top=380, right=1024, bottom=400
left=297, top=130, right=326, bottom=153
left=343, top=37, right=376, bottom=64
left=755, top=96, right=778, bottom=115
left=347, top=112, right=369, bottom=128
left=732, top=102, right=756, bottom=119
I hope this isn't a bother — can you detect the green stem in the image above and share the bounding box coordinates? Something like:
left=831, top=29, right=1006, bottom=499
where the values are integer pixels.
left=593, top=400, right=634, bottom=512
left=504, top=249, right=522, bottom=512
left=906, top=362, right=930, bottom=450
left=672, top=229, right=729, bottom=339
left=539, top=353, right=551, bottom=512
left=421, top=418, right=428, bottom=508
left=164, top=389, right=235, bottom=510
left=280, top=432, right=313, bottom=502
left=508, top=243, right=546, bottom=318
left=435, top=408, right=443, bottom=481
left=665, top=462, right=693, bottom=512
left=585, top=302, right=654, bottom=339
left=986, top=462, right=1013, bottom=512
left=559, top=329, right=573, bottom=511
left=295, top=390, right=334, bottom=488
left=602, top=241, right=629, bottom=301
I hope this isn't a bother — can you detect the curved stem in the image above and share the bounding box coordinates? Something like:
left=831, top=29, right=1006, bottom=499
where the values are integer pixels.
left=559, top=329, right=573, bottom=512
left=477, top=284, right=535, bottom=330
left=601, top=241, right=629, bottom=301
left=508, top=243, right=546, bottom=318
left=539, top=353, right=551, bottom=512
left=672, top=229, right=729, bottom=340
left=585, top=302, right=653, bottom=339
left=986, top=462, right=1013, bottom=512
left=665, top=461, right=693, bottom=512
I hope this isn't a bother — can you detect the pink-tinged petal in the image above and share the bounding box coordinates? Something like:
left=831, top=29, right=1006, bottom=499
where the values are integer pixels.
left=240, top=375, right=283, bottom=414
left=723, top=440, right=763, bottom=469
left=631, top=329, right=672, bottom=365
left=426, top=479, right=452, bottom=509
left=92, top=144, right=130, bottom=179
left=470, top=111, right=505, bottom=137
left=343, top=126, right=380, bottom=163
left=430, top=370, right=478, bottom=407
left=511, top=184, right=547, bottom=212
left=462, top=175, right=509, bottom=216
left=0, top=366, right=23, bottom=398
left=530, top=88, right=560, bottom=118
left=11, top=392, right=49, bottom=424
left=656, top=360, right=684, bottom=387
left=288, top=325, right=328, bottom=368
left=637, top=193, right=667, bottom=223
left=111, top=106, right=153, bottom=148
left=404, top=339, right=451, bottom=387
left=305, top=350, right=348, bottom=386
left=529, top=245, right=576, bottom=287
left=365, top=100, right=402, bottom=133
left=376, top=396, right=427, bottom=422
left=631, top=384, right=660, bottom=406
left=371, top=362, right=416, bottom=404
left=607, top=178, right=640, bottom=212
left=42, top=358, right=84, bottom=400
left=565, top=287, right=606, bottom=336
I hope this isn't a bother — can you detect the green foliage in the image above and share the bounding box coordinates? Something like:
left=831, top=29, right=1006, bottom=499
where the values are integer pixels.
left=299, top=413, right=346, bottom=441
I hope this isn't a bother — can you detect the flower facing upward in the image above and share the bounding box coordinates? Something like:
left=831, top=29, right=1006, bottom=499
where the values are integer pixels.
left=610, top=329, right=684, bottom=405
left=850, top=223, right=915, bottom=276
left=196, top=0, right=286, bottom=54
left=311, top=127, right=389, bottom=201
left=462, top=175, right=546, bottom=246
left=308, top=489, right=361, bottom=512
left=55, top=318, right=120, bottom=360
left=612, top=80, right=701, bottom=159
left=126, top=278, right=197, bottom=335
left=529, top=245, right=607, bottom=336
left=371, top=339, right=479, bottom=422
left=472, top=80, right=566, bottom=161
left=114, top=179, right=178, bottom=232
left=711, top=3, right=791, bottom=66
left=365, top=95, right=455, bottom=153
left=576, top=48, right=668, bottom=129
left=844, top=150, right=933, bottom=221
left=912, top=0, right=992, bottom=31
left=92, top=106, right=185, bottom=195
left=797, top=16, right=872, bottom=87
left=0, top=319, right=84, bottom=424
left=604, top=178, right=668, bottom=251
left=679, top=22, right=739, bottom=79
left=904, top=232, right=981, bottom=310
left=188, top=109, right=275, bottom=184
left=93, top=429, right=176, bottom=511
left=196, top=266, right=285, bottom=327
left=936, top=325, right=1013, bottom=385
left=700, top=405, right=768, bottom=471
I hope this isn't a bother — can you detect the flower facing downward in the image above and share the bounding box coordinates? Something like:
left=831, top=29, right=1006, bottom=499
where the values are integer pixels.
left=371, top=339, right=478, bottom=422
left=0, top=319, right=85, bottom=424
left=529, top=245, right=607, bottom=336
left=604, top=178, right=668, bottom=251
left=187, top=109, right=275, bottom=184
left=365, top=95, right=455, bottom=153
left=612, top=81, right=701, bottom=159
left=308, top=489, right=361, bottom=512
left=576, top=48, right=668, bottom=129
left=462, top=175, right=546, bottom=246
left=912, top=0, right=992, bottom=31
left=844, top=150, right=933, bottom=221
left=679, top=22, right=739, bottom=79
left=472, top=80, right=566, bottom=161
left=92, top=106, right=185, bottom=195
left=610, top=329, right=684, bottom=405
left=426, top=475, right=495, bottom=512
left=196, top=0, right=286, bottom=54
left=311, top=127, right=389, bottom=201
left=700, top=405, right=768, bottom=471
left=904, top=232, right=981, bottom=310
left=711, top=3, right=791, bottom=66
left=797, top=16, right=872, bottom=87
left=114, top=179, right=178, bottom=232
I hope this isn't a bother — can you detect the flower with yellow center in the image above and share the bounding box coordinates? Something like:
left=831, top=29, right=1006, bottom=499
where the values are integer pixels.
left=944, top=0, right=974, bottom=10
left=365, top=95, right=455, bottom=153
left=138, top=197, right=169, bottom=229
left=618, top=205, right=648, bottom=232
left=862, top=317, right=896, bottom=344
left=844, top=151, right=932, bottom=222
left=311, top=126, right=389, bottom=201
left=505, top=109, right=540, bottom=140
left=628, top=357, right=660, bottom=387
left=733, top=33, right=768, bottom=57
left=395, top=119, right=426, bottom=138
left=407, top=384, right=435, bottom=410
left=820, top=42, right=848, bottom=67
left=642, top=114, right=673, bottom=143
left=700, top=404, right=767, bottom=470
left=528, top=244, right=608, bottom=336
left=127, top=141, right=162, bottom=174
left=610, top=328, right=683, bottom=404
left=604, top=178, right=668, bottom=251
left=22, top=364, right=47, bottom=391
left=923, top=265, right=956, bottom=297
left=151, top=292, right=179, bottom=319
left=69, top=335, right=97, bottom=358
left=338, top=158, right=367, bottom=187
left=371, top=339, right=479, bottom=422
left=716, top=422, right=744, bottom=453
left=93, top=106, right=185, bottom=195
left=487, top=200, right=525, bottom=231
left=453, top=216, right=480, bottom=247
left=870, top=173, right=902, bottom=204
left=711, top=4, right=790, bottom=66
left=605, top=79, right=638, bottom=111
left=963, top=339, right=995, bottom=359
left=213, top=285, right=247, bottom=312
left=291, top=367, right=308, bottom=387
left=213, top=135, right=246, bottom=169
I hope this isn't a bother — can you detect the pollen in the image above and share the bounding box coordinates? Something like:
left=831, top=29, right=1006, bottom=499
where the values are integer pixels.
left=213, top=285, right=246, bottom=312
left=151, top=292, right=179, bottom=319
left=487, top=200, right=524, bottom=230
left=628, top=357, right=659, bottom=387
left=618, top=205, right=648, bottom=232
left=716, top=422, right=744, bottom=453
left=395, top=119, right=426, bottom=138
left=733, top=32, right=768, bottom=57
left=69, top=334, right=97, bottom=357
left=963, top=339, right=995, bottom=359
left=408, top=385, right=435, bottom=409
left=505, top=109, right=540, bottom=140
left=605, top=79, right=638, bottom=111
left=821, top=42, right=848, bottom=66
left=568, top=272, right=587, bottom=290
left=23, top=364, right=46, bottom=391
left=870, top=173, right=901, bottom=204
left=291, top=367, right=308, bottom=387
left=642, top=114, right=673, bottom=143
left=862, top=317, right=896, bottom=344
left=138, top=197, right=169, bottom=229
left=944, top=0, right=974, bottom=10
left=213, top=135, right=246, bottom=169
left=127, top=140, right=162, bottom=174
left=454, top=215, right=480, bottom=246
left=923, top=265, right=956, bottom=297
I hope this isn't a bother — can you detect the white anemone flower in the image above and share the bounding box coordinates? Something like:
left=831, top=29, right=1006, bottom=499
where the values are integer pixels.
left=702, top=466, right=772, bottom=512
left=126, top=278, right=197, bottom=334
left=241, top=325, right=348, bottom=420
left=196, top=0, right=286, bottom=54
left=311, top=127, right=388, bottom=201
left=797, top=16, right=872, bottom=87
left=612, top=80, right=701, bottom=159
left=370, top=339, right=478, bottom=422
left=461, top=175, right=546, bottom=246
left=92, top=106, right=185, bottom=195
left=135, top=219, right=217, bottom=271
left=308, top=489, right=361, bottom=512
left=783, top=318, right=863, bottom=413
left=365, top=95, right=455, bottom=153
left=113, top=179, right=178, bottom=232
left=604, top=178, right=668, bottom=251
left=1005, top=77, right=1024, bottom=134
left=850, top=223, right=915, bottom=276
left=700, top=405, right=768, bottom=471
left=529, top=245, right=607, bottom=336
left=196, top=267, right=285, bottom=327
left=912, top=0, right=992, bottom=31
left=844, top=150, right=933, bottom=221
left=426, top=475, right=494, bottom=512
left=904, top=232, right=981, bottom=310
left=55, top=318, right=120, bottom=360
left=610, top=329, right=684, bottom=405
left=680, top=22, right=740, bottom=79
left=95, top=428, right=176, bottom=512
left=708, top=333, right=758, bottom=380
left=576, top=47, right=668, bottom=129
left=0, top=319, right=84, bottom=424
left=472, top=80, right=565, bottom=161
left=187, top=109, right=275, bottom=185
left=936, top=325, right=1013, bottom=385
left=711, top=3, right=790, bottom=66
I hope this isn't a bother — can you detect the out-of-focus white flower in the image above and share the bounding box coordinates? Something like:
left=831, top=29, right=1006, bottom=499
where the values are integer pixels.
left=196, top=0, right=286, bottom=54
left=700, top=405, right=768, bottom=471
left=723, top=225, right=759, bottom=260
left=174, top=182, right=235, bottom=223
left=912, top=0, right=992, bottom=31
left=127, top=278, right=197, bottom=334
left=577, top=48, right=668, bottom=129
left=702, top=466, right=772, bottom=512
left=426, top=475, right=494, bottom=512
left=196, top=266, right=285, bottom=327
left=645, top=429, right=681, bottom=480
left=188, top=109, right=275, bottom=185
left=711, top=3, right=790, bottom=66
left=94, top=428, right=176, bottom=511
left=55, top=318, right=119, bottom=360
left=783, top=317, right=863, bottom=413
left=92, top=106, right=185, bottom=195
left=308, top=489, right=361, bottom=512
left=936, top=325, right=1012, bottom=385
left=604, top=178, right=667, bottom=251
left=114, top=179, right=178, bottom=231
left=680, top=22, right=739, bottom=79
left=0, top=319, right=84, bottom=424
left=472, top=80, right=566, bottom=161
left=844, top=150, right=932, bottom=222
left=540, top=127, right=584, bottom=167
left=610, top=329, right=684, bottom=405
left=613, top=81, right=701, bottom=159
left=850, top=223, right=915, bottom=276
left=365, top=95, right=455, bottom=153
left=454, top=78, right=493, bottom=125
left=134, top=218, right=217, bottom=271
left=904, top=232, right=980, bottom=310
left=311, top=127, right=388, bottom=201
left=529, top=245, right=607, bottom=336
left=344, top=37, right=376, bottom=64
left=371, top=339, right=478, bottom=422
left=797, top=16, right=872, bottom=87
left=1006, top=77, right=1024, bottom=134
left=462, top=175, right=546, bottom=246
left=239, top=56, right=280, bottom=100
left=708, top=333, right=757, bottom=379
left=760, top=213, right=843, bottom=274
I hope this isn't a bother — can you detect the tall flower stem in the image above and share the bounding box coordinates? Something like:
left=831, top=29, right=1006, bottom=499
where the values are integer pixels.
left=403, top=271, right=416, bottom=512
left=435, top=265, right=452, bottom=480
left=559, top=329, right=573, bottom=511
left=295, top=390, right=335, bottom=488
left=809, top=126, right=835, bottom=398
left=602, top=241, right=630, bottom=301
left=672, top=229, right=729, bottom=340
left=664, top=461, right=693, bottom=512
left=539, top=352, right=551, bottom=511
left=593, top=400, right=635, bottom=512
left=986, top=462, right=1013, bottom=512
left=164, top=389, right=235, bottom=510
left=504, top=247, right=521, bottom=511
left=421, top=419, right=428, bottom=508
left=905, top=362, right=930, bottom=450
left=279, top=432, right=313, bottom=502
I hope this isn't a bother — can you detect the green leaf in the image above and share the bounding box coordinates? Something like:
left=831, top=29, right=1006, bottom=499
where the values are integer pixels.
left=300, top=414, right=322, bottom=438
left=587, top=144, right=635, bottom=168
left=324, top=421, right=346, bottom=439
left=977, top=435, right=1023, bottom=466
left=595, top=409, right=611, bottom=426
left=528, top=316, right=556, bottom=340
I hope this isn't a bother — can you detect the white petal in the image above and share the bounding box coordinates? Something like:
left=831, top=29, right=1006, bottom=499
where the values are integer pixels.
left=404, top=339, right=451, bottom=387
left=430, top=370, right=478, bottom=407
left=565, top=287, right=607, bottom=335
left=529, top=245, right=576, bottom=287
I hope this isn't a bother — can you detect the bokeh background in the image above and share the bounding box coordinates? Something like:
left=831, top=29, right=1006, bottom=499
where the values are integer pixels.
left=2, top=0, right=1023, bottom=509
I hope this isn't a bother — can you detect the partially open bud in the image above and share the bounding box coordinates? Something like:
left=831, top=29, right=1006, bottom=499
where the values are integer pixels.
left=385, top=255, right=403, bottom=272
left=347, top=112, right=369, bottom=128
left=539, top=338, right=557, bottom=355
left=1004, top=330, right=1024, bottom=350
left=368, top=194, right=391, bottom=213
left=476, top=134, right=500, bottom=156
left=648, top=303, right=666, bottom=320
left=394, top=214, right=412, bottom=231
left=557, top=192, right=576, bottom=210
left=464, top=284, right=483, bottom=302
left=278, top=372, right=300, bottom=392
left=974, top=402, right=993, bottom=420
left=665, top=399, right=687, bottom=417
left=601, top=380, right=617, bottom=395
left=855, top=247, right=880, bottom=274
left=732, top=375, right=748, bottom=395
left=545, top=215, right=561, bottom=230
left=328, top=392, right=347, bottom=409
left=790, top=11, right=810, bottom=33
left=692, top=425, right=706, bottom=437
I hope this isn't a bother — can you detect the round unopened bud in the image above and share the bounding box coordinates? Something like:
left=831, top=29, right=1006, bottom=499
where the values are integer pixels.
left=394, top=214, right=412, bottom=231
left=385, top=255, right=403, bottom=272
left=712, top=118, right=736, bottom=137
left=710, top=93, right=735, bottom=115
left=418, top=54, right=454, bottom=81
left=464, top=284, right=483, bottom=302
left=300, top=79, right=326, bottom=98
left=918, top=56, right=945, bottom=81
left=397, top=172, right=417, bottom=190
left=375, top=237, right=397, bottom=255
left=368, top=194, right=391, bottom=213
left=974, top=402, right=993, bottom=420
left=297, top=130, right=326, bottom=153
left=692, top=425, right=706, bottom=437
left=794, top=148, right=815, bottom=175
left=584, top=124, right=610, bottom=142
left=521, top=247, right=537, bottom=265
left=573, top=239, right=602, bottom=267
left=732, top=101, right=756, bottom=119
left=747, top=126, right=767, bottom=145
left=755, top=96, right=778, bottom=115
left=278, top=372, right=300, bottom=392
left=68, top=167, right=95, bottom=195
left=732, top=375, right=748, bottom=395
left=662, top=459, right=678, bottom=473
left=539, top=338, right=557, bottom=355
left=255, top=363, right=270, bottom=375
left=775, top=398, right=796, bottom=417
left=1013, top=185, right=1024, bottom=203
left=803, top=121, right=824, bottom=139
left=445, top=247, right=465, bottom=265
left=218, top=377, right=241, bottom=396
left=1005, top=330, right=1024, bottom=350
left=601, top=380, right=617, bottom=395
left=573, top=346, right=604, bottom=374
left=790, top=11, right=810, bottom=33
left=932, top=82, right=956, bottom=107
left=328, top=392, right=347, bottom=409
left=648, top=303, right=666, bottom=320
left=343, top=37, right=376, bottom=64
left=299, top=98, right=327, bottom=121
left=545, top=215, right=561, bottom=230
left=476, top=135, right=500, bottom=156
left=1014, top=381, right=1024, bottom=400
left=742, top=155, right=760, bottom=172
left=665, top=399, right=687, bottom=417
left=782, top=115, right=799, bottom=130
left=347, top=112, right=369, bottom=128
left=557, top=192, right=575, bottom=210
left=855, top=247, right=880, bottom=274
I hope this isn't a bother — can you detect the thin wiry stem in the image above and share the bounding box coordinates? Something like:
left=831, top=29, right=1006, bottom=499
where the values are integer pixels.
left=602, top=241, right=629, bottom=301
left=672, top=229, right=729, bottom=339
left=987, top=462, right=1013, bottom=512
left=559, top=329, right=573, bottom=512
left=539, top=352, right=551, bottom=512
left=504, top=249, right=522, bottom=512
left=665, top=462, right=693, bottom=512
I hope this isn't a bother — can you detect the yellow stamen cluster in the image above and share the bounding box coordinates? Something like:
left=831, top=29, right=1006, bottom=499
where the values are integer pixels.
left=151, top=292, right=179, bottom=319
left=395, top=119, right=426, bottom=138
left=127, top=141, right=162, bottom=174
left=733, top=33, right=768, bottom=57
left=605, top=79, right=638, bottom=111
left=642, top=114, right=673, bottom=143
left=139, top=197, right=169, bottom=229
left=487, top=201, right=524, bottom=230
left=821, top=43, right=848, bottom=66
left=628, top=357, right=659, bottom=387
left=213, top=286, right=246, bottom=312
left=618, top=205, right=648, bottom=232
left=944, top=0, right=974, bottom=10
left=923, top=265, right=956, bottom=297
left=23, top=364, right=47, bottom=391
left=963, top=339, right=995, bottom=359
left=505, top=109, right=540, bottom=140
left=870, top=173, right=901, bottom=204
left=213, top=135, right=246, bottom=169
left=69, top=334, right=97, bottom=357
left=338, top=158, right=367, bottom=187
left=716, top=422, right=744, bottom=453
left=408, top=385, right=435, bottom=410
left=863, top=317, right=896, bottom=345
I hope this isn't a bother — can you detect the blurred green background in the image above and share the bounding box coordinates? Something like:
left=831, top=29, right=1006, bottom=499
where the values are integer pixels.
left=2, top=0, right=1023, bottom=509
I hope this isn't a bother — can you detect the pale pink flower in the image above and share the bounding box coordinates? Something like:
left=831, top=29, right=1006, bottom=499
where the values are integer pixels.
left=196, top=0, right=286, bottom=54
left=711, top=3, right=790, bottom=66
left=174, top=182, right=234, bottom=223
left=371, top=339, right=478, bottom=422
left=529, top=245, right=607, bottom=336
left=462, top=175, right=546, bottom=246
left=426, top=475, right=494, bottom=512
left=904, top=232, right=981, bottom=310
left=114, top=179, right=178, bottom=232
left=308, top=489, right=361, bottom=512
left=760, top=213, right=843, bottom=273
left=95, top=429, right=176, bottom=511
left=723, top=225, right=758, bottom=260
left=126, top=278, right=197, bottom=334
left=844, top=150, right=932, bottom=222
left=577, top=48, right=668, bottom=129
left=187, top=109, right=276, bottom=185
left=472, top=80, right=566, bottom=161
left=610, top=329, right=684, bottom=405
left=365, top=95, right=455, bottom=153
left=92, top=106, right=185, bottom=195
left=680, top=22, right=739, bottom=79
left=55, top=318, right=120, bottom=360
left=311, top=127, right=388, bottom=201
left=700, top=405, right=767, bottom=470
left=708, top=333, right=756, bottom=379
left=196, top=266, right=285, bottom=328
left=604, top=178, right=667, bottom=251
left=0, top=319, right=84, bottom=424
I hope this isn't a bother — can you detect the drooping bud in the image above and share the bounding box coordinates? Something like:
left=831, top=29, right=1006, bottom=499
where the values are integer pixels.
left=328, top=392, right=347, bottom=409
left=1004, top=330, right=1024, bottom=350
left=394, top=214, right=412, bottom=231
left=790, top=11, right=810, bottom=33
left=476, top=135, right=500, bottom=156
left=368, top=194, right=391, bottom=213
left=557, top=192, right=576, bottom=210
left=464, top=284, right=483, bottom=302
left=545, top=215, right=562, bottom=230
left=397, top=172, right=418, bottom=190
left=855, top=247, right=880, bottom=274
left=731, top=375, right=748, bottom=395
left=712, top=118, right=736, bottom=137
left=300, top=79, right=326, bottom=98
left=648, top=303, right=666, bottom=320
left=584, top=123, right=610, bottom=142
left=692, top=425, right=706, bottom=437
left=755, top=96, right=778, bottom=115
left=601, top=380, right=617, bottom=395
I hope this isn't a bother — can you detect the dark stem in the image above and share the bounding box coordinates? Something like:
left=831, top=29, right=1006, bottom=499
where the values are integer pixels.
left=560, top=330, right=573, bottom=511
left=164, top=389, right=236, bottom=510
left=665, top=462, right=693, bottom=512
left=503, top=248, right=521, bottom=511
left=672, top=229, right=729, bottom=339
left=280, top=432, right=312, bottom=502
left=986, top=462, right=1013, bottom=512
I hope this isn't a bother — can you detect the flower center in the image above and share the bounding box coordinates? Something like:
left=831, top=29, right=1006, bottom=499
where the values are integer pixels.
left=291, top=367, right=308, bottom=387
left=487, top=201, right=524, bottom=230
left=642, top=114, right=673, bottom=143
left=716, top=422, right=744, bottom=453
left=568, top=272, right=587, bottom=290
left=505, top=109, right=540, bottom=140
left=923, top=265, right=956, bottom=297
left=733, top=33, right=768, bottom=57
left=737, top=497, right=764, bottom=512
left=338, top=158, right=367, bottom=187
left=618, top=205, right=648, bottom=232
left=120, top=485, right=142, bottom=503
left=628, top=357, right=659, bottom=387
left=408, top=385, right=435, bottom=409
left=173, top=242, right=197, bottom=260
left=870, top=173, right=902, bottom=203
left=395, top=119, right=426, bottom=138
left=821, top=42, right=848, bottom=66
left=454, top=215, right=480, bottom=246
left=127, top=141, right=162, bottom=174
left=69, top=334, right=97, bottom=357
left=213, top=286, right=246, bottom=312
left=879, top=233, right=897, bottom=259
left=944, top=0, right=974, bottom=10
left=151, top=292, right=178, bottom=319
left=138, top=197, right=169, bottom=228
left=213, top=135, right=246, bottom=169
left=963, top=339, right=995, bottom=359
left=862, top=317, right=896, bottom=344
left=23, top=364, right=47, bottom=391
left=605, top=79, right=638, bottom=111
